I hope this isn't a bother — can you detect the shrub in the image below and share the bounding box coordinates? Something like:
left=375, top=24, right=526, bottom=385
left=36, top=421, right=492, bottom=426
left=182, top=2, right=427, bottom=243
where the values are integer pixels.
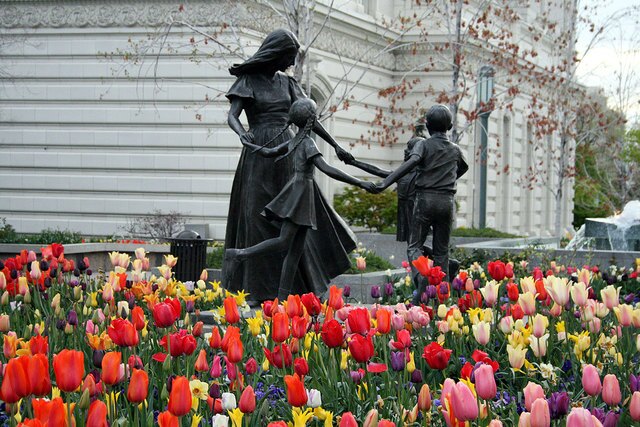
left=334, top=186, right=397, bottom=232
left=0, top=218, right=17, bottom=243
left=206, top=242, right=225, bottom=269
left=346, top=249, right=395, bottom=274
left=451, top=227, right=520, bottom=238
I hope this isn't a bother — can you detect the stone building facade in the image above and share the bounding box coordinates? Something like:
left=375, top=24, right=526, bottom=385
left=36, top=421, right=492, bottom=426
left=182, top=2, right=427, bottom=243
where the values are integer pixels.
left=0, top=0, right=574, bottom=239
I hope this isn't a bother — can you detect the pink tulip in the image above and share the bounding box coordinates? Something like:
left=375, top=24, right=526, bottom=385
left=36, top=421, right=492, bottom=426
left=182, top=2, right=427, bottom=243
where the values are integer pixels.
left=581, top=364, right=602, bottom=397
left=489, top=421, right=503, bottom=427
left=630, top=391, right=640, bottom=421
left=518, top=412, right=531, bottom=427
left=475, top=364, right=497, bottom=400
left=339, top=412, right=358, bottom=427
left=530, top=398, right=550, bottom=427
left=602, top=374, right=621, bottom=406
left=566, top=407, right=595, bottom=427
left=523, top=382, right=545, bottom=412
left=450, top=381, right=479, bottom=421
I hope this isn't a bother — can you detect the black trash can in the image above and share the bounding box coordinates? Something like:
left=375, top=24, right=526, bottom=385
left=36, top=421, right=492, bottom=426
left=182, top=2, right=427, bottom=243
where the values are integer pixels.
left=166, top=230, right=212, bottom=282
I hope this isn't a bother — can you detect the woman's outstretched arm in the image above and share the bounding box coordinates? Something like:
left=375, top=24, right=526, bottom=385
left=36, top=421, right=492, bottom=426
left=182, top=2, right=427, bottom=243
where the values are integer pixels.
left=313, top=120, right=355, bottom=164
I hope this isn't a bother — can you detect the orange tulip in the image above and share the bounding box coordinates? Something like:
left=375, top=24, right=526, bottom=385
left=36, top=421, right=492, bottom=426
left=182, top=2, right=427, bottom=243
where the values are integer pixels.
left=168, top=376, right=192, bottom=417
left=224, top=296, right=240, bottom=324
left=412, top=255, right=431, bottom=277
left=101, top=352, right=122, bottom=385
left=127, top=369, right=149, bottom=403
left=157, top=411, right=179, bottom=427
left=131, top=306, right=146, bottom=331
left=284, top=373, right=307, bottom=407
left=54, top=349, right=85, bottom=392
left=209, top=326, right=222, bottom=349
left=32, top=397, right=73, bottom=427
left=376, top=309, right=392, bottom=334
left=221, top=326, right=241, bottom=353
left=0, top=355, right=30, bottom=403
left=29, top=354, right=52, bottom=397
left=328, top=285, right=344, bottom=310
left=194, top=349, right=209, bottom=372
left=86, top=399, right=108, bottom=427
left=29, top=334, right=49, bottom=355
left=285, top=295, right=303, bottom=317
left=272, top=312, right=290, bottom=343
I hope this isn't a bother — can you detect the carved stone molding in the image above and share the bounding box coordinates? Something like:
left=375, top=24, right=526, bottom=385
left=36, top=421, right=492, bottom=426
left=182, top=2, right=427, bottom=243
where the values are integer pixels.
left=0, top=0, right=396, bottom=69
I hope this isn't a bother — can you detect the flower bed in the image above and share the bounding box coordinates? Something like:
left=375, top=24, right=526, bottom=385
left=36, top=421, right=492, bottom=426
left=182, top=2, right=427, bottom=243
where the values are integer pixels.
left=0, top=245, right=640, bottom=426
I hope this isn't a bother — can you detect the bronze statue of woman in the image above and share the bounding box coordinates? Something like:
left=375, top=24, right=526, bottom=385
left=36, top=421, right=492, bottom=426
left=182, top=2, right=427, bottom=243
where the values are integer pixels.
left=224, top=29, right=356, bottom=302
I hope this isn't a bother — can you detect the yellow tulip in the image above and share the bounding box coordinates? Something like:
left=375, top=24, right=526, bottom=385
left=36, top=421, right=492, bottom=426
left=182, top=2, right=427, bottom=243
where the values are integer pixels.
left=507, top=344, right=526, bottom=369
left=472, top=321, right=491, bottom=346
left=530, top=334, right=549, bottom=357
left=228, top=408, right=243, bottom=427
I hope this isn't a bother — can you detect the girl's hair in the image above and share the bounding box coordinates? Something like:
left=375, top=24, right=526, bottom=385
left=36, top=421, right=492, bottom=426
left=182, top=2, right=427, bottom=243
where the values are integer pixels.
left=254, top=99, right=318, bottom=158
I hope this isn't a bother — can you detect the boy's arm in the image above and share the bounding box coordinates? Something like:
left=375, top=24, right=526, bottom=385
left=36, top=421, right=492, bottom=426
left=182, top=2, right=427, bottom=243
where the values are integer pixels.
left=456, top=149, right=469, bottom=178
left=348, top=158, right=391, bottom=178
left=241, top=139, right=288, bottom=158
left=377, top=155, right=421, bottom=190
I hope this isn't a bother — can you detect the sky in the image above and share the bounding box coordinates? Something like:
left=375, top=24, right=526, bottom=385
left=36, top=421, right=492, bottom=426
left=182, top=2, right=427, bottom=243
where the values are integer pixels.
left=575, top=0, right=640, bottom=125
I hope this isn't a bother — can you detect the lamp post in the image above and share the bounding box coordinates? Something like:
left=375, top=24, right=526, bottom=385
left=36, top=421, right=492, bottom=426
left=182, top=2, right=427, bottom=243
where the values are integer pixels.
left=477, top=65, right=495, bottom=229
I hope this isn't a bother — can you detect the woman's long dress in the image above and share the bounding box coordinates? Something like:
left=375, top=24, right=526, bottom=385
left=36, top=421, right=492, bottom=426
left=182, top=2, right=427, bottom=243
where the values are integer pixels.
left=224, top=72, right=356, bottom=301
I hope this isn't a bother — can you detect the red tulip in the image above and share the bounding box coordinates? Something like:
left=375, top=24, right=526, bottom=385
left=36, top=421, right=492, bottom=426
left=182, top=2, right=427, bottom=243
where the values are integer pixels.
left=192, top=321, right=204, bottom=337
left=291, top=316, right=308, bottom=339
left=29, top=354, right=52, bottom=397
left=29, top=334, right=49, bottom=355
left=0, top=356, right=30, bottom=403
left=348, top=333, right=375, bottom=363
left=321, top=319, right=344, bottom=348
left=168, top=376, right=192, bottom=417
left=294, top=357, right=309, bottom=377
left=422, top=342, right=452, bottom=370
left=221, top=326, right=241, bottom=353
left=267, top=422, right=288, bottom=427
left=161, top=330, right=197, bottom=357
left=378, top=421, right=396, bottom=427
left=347, top=307, right=371, bottom=335
left=488, top=260, right=506, bottom=281
left=194, top=349, right=209, bottom=372
left=301, top=292, right=322, bottom=316
left=101, top=351, right=122, bottom=385
left=107, top=318, right=139, bottom=347
left=245, top=357, right=258, bottom=375
left=127, top=369, right=149, bottom=403
left=264, top=344, right=293, bottom=368
left=131, top=306, right=146, bottom=331
left=54, top=349, right=84, bottom=392
left=239, top=385, right=256, bottom=413
left=152, top=298, right=181, bottom=328
left=507, top=283, right=519, bottom=302
left=339, top=412, right=358, bottom=427
left=272, top=312, right=290, bottom=343
left=284, top=374, right=308, bottom=407
left=224, top=296, right=240, bottom=324
left=412, top=255, right=431, bottom=277
left=157, top=411, right=179, bottom=427
left=86, top=399, right=108, bottom=427
left=226, top=335, right=244, bottom=364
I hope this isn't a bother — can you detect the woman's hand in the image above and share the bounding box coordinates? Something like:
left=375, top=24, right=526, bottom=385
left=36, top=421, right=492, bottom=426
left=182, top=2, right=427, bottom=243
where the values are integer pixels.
left=240, top=131, right=255, bottom=146
left=335, top=146, right=354, bottom=164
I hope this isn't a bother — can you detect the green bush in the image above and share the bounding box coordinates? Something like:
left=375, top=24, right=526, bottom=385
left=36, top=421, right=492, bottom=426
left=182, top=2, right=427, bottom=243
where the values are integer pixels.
left=206, top=242, right=225, bottom=269
left=0, top=218, right=17, bottom=243
left=334, top=186, right=397, bottom=232
left=451, top=227, right=520, bottom=238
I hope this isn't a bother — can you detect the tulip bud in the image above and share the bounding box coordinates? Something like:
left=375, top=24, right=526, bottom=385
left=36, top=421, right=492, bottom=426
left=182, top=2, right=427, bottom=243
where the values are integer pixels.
left=163, top=354, right=172, bottom=372
left=0, top=314, right=10, bottom=332
left=0, top=272, right=6, bottom=290
left=221, top=392, right=237, bottom=411
left=78, top=388, right=91, bottom=410
left=418, top=384, right=432, bottom=411
left=363, top=408, right=378, bottom=427
left=1, top=291, right=8, bottom=306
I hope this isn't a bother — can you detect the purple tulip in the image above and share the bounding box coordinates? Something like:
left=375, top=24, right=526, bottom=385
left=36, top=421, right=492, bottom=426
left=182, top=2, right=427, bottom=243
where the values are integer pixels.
left=67, top=310, right=78, bottom=326
left=603, top=411, right=620, bottom=427
left=390, top=352, right=405, bottom=371
left=384, top=283, right=394, bottom=297
left=547, top=391, right=570, bottom=419
left=451, top=277, right=463, bottom=291
left=426, top=285, right=437, bottom=299
left=350, top=370, right=364, bottom=384
left=631, top=374, right=640, bottom=393
left=371, top=285, right=381, bottom=299
left=343, top=285, right=351, bottom=298
left=591, top=407, right=606, bottom=423
left=411, top=369, right=423, bottom=383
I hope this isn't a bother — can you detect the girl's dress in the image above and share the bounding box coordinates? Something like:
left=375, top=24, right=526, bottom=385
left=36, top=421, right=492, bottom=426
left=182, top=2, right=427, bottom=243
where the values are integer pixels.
left=225, top=73, right=356, bottom=301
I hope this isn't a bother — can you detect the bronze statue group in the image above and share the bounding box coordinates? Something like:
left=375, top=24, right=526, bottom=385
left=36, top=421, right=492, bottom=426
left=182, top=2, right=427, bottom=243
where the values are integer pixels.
left=222, top=29, right=468, bottom=305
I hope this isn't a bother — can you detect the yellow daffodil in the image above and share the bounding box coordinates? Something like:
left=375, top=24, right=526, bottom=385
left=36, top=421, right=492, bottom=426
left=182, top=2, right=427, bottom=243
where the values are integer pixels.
left=190, top=379, right=209, bottom=411
left=406, top=352, right=416, bottom=373
left=467, top=307, right=483, bottom=325
left=568, top=331, right=591, bottom=360
left=228, top=408, right=243, bottom=427
left=246, top=317, right=263, bottom=336
left=291, top=407, right=314, bottom=427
